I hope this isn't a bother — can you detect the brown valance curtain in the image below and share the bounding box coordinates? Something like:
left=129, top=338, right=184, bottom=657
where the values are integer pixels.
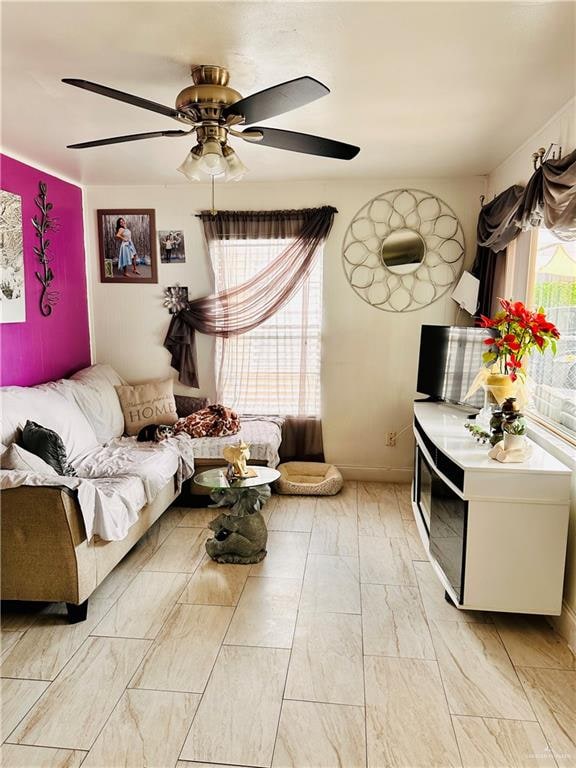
left=472, top=185, right=525, bottom=316
left=518, top=152, right=576, bottom=236
left=164, top=206, right=337, bottom=388
left=199, top=208, right=328, bottom=241
left=472, top=148, right=576, bottom=315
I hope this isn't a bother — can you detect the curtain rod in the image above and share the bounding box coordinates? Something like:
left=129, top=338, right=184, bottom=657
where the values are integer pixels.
left=193, top=206, right=338, bottom=218
left=532, top=143, right=562, bottom=170
left=481, top=143, right=565, bottom=206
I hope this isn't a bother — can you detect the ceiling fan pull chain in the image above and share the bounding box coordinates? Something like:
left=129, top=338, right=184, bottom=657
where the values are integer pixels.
left=210, top=175, right=217, bottom=217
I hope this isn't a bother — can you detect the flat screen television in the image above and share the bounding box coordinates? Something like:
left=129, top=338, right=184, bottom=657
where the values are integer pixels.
left=417, top=325, right=486, bottom=408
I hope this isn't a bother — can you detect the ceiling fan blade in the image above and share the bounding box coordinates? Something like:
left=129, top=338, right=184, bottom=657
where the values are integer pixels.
left=224, top=76, right=329, bottom=124
left=67, top=130, right=189, bottom=149
left=243, top=127, right=360, bottom=160
left=62, top=78, right=182, bottom=120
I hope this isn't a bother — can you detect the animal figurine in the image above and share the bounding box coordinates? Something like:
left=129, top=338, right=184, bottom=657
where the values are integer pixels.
left=222, top=441, right=251, bottom=478
left=137, top=424, right=175, bottom=443
left=205, top=486, right=269, bottom=564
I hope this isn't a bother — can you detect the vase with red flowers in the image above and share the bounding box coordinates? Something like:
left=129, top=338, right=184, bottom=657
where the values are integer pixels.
left=477, top=298, right=560, bottom=419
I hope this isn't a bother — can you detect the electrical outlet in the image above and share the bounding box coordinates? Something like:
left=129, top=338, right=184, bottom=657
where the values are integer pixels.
left=386, top=431, right=397, bottom=447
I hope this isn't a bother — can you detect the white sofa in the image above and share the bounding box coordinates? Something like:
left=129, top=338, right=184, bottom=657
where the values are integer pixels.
left=0, top=364, right=194, bottom=622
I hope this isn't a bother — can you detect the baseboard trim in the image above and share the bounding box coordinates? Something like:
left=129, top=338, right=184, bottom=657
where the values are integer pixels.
left=336, top=465, right=413, bottom=483
left=549, top=599, right=576, bottom=655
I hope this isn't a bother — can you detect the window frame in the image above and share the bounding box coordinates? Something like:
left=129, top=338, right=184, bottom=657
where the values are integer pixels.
left=505, top=227, right=576, bottom=447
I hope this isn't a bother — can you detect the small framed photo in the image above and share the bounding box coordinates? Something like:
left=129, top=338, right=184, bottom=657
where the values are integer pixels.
left=97, top=209, right=157, bottom=283
left=159, top=230, right=186, bottom=263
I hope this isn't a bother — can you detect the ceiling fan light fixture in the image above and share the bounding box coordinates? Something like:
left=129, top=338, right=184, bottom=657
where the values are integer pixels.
left=177, top=144, right=203, bottom=181
left=222, top=145, right=248, bottom=181
left=65, top=71, right=360, bottom=179
left=201, top=138, right=226, bottom=176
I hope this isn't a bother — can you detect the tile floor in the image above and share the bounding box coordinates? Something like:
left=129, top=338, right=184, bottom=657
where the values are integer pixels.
left=1, top=482, right=575, bottom=768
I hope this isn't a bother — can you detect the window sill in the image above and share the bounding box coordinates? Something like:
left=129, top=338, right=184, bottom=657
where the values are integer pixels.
left=526, top=418, right=576, bottom=471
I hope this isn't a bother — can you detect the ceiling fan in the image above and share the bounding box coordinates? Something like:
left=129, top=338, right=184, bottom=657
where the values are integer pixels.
left=63, top=65, right=360, bottom=180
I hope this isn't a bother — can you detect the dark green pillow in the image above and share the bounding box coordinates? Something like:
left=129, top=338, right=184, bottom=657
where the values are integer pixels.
left=20, top=421, right=77, bottom=477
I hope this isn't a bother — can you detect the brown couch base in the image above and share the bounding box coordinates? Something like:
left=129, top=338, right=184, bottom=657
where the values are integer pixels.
left=1, top=479, right=178, bottom=606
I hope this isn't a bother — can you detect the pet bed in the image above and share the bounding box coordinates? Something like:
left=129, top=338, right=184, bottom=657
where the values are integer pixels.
left=274, top=461, right=343, bottom=496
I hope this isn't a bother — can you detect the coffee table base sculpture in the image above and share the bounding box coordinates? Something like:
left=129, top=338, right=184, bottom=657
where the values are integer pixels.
left=206, top=486, right=270, bottom=564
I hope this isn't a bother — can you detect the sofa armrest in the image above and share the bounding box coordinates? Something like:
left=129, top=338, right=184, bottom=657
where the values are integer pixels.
left=1, top=485, right=88, bottom=603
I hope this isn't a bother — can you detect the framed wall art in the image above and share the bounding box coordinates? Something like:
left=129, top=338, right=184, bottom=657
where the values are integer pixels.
left=158, top=230, right=186, bottom=263
left=0, top=189, right=26, bottom=323
left=97, top=209, right=157, bottom=284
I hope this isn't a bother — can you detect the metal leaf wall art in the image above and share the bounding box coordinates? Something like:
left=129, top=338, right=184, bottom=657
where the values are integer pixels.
left=163, top=284, right=189, bottom=314
left=32, top=181, right=59, bottom=316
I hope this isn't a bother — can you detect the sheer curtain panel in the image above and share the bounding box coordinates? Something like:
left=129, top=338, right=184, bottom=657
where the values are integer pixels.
left=164, top=207, right=337, bottom=461
left=211, top=236, right=322, bottom=416
left=164, top=207, right=336, bottom=388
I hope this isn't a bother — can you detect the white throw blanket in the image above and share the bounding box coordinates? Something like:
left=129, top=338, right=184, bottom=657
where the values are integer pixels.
left=74, top=434, right=195, bottom=502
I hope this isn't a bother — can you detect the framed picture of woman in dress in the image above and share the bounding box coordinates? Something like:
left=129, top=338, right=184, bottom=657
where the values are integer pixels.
left=97, top=209, right=157, bottom=284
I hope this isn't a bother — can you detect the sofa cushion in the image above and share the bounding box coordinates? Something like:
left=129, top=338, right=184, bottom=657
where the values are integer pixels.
left=68, top=364, right=126, bottom=443
left=116, top=379, right=178, bottom=437
left=175, top=395, right=211, bottom=418
left=0, top=386, right=99, bottom=462
left=0, top=442, right=58, bottom=475
left=20, top=420, right=77, bottom=476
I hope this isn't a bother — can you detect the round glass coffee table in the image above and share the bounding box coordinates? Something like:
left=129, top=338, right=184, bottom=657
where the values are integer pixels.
left=194, top=466, right=280, bottom=565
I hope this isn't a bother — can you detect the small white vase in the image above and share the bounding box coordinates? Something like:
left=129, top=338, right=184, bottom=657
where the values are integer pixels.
left=503, top=433, right=525, bottom=451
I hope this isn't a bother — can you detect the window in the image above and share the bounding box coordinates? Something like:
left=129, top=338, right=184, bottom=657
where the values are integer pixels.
left=523, top=228, right=576, bottom=440
left=211, top=237, right=323, bottom=416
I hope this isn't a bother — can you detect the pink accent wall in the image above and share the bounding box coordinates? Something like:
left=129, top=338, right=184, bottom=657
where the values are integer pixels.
left=1, top=154, right=90, bottom=386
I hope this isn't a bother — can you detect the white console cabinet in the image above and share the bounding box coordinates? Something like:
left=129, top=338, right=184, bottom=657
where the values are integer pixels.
left=412, top=401, right=571, bottom=615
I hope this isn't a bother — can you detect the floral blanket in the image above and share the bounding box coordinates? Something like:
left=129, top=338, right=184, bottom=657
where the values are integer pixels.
left=174, top=404, right=241, bottom=439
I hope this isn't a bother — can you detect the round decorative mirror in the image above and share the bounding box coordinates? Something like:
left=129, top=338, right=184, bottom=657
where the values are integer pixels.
left=342, top=189, right=465, bottom=312
left=380, top=229, right=425, bottom=273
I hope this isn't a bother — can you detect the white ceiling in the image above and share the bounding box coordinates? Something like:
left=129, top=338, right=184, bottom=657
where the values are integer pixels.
left=2, top=1, right=574, bottom=185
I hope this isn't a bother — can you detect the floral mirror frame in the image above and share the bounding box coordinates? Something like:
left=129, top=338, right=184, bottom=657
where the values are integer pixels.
left=342, top=189, right=465, bottom=312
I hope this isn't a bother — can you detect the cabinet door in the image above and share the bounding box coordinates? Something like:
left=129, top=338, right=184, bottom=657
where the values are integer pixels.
left=429, top=470, right=468, bottom=603
left=416, top=448, right=432, bottom=533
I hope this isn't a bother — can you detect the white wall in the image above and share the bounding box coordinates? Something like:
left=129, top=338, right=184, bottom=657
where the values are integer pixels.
left=488, top=98, right=575, bottom=197
left=85, top=176, right=485, bottom=480
left=486, top=97, right=576, bottom=648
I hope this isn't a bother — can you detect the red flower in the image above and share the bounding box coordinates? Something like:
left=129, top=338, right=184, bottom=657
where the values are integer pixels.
left=483, top=299, right=560, bottom=379
left=506, top=355, right=522, bottom=369
left=511, top=301, right=528, bottom=319
left=534, top=315, right=560, bottom=336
